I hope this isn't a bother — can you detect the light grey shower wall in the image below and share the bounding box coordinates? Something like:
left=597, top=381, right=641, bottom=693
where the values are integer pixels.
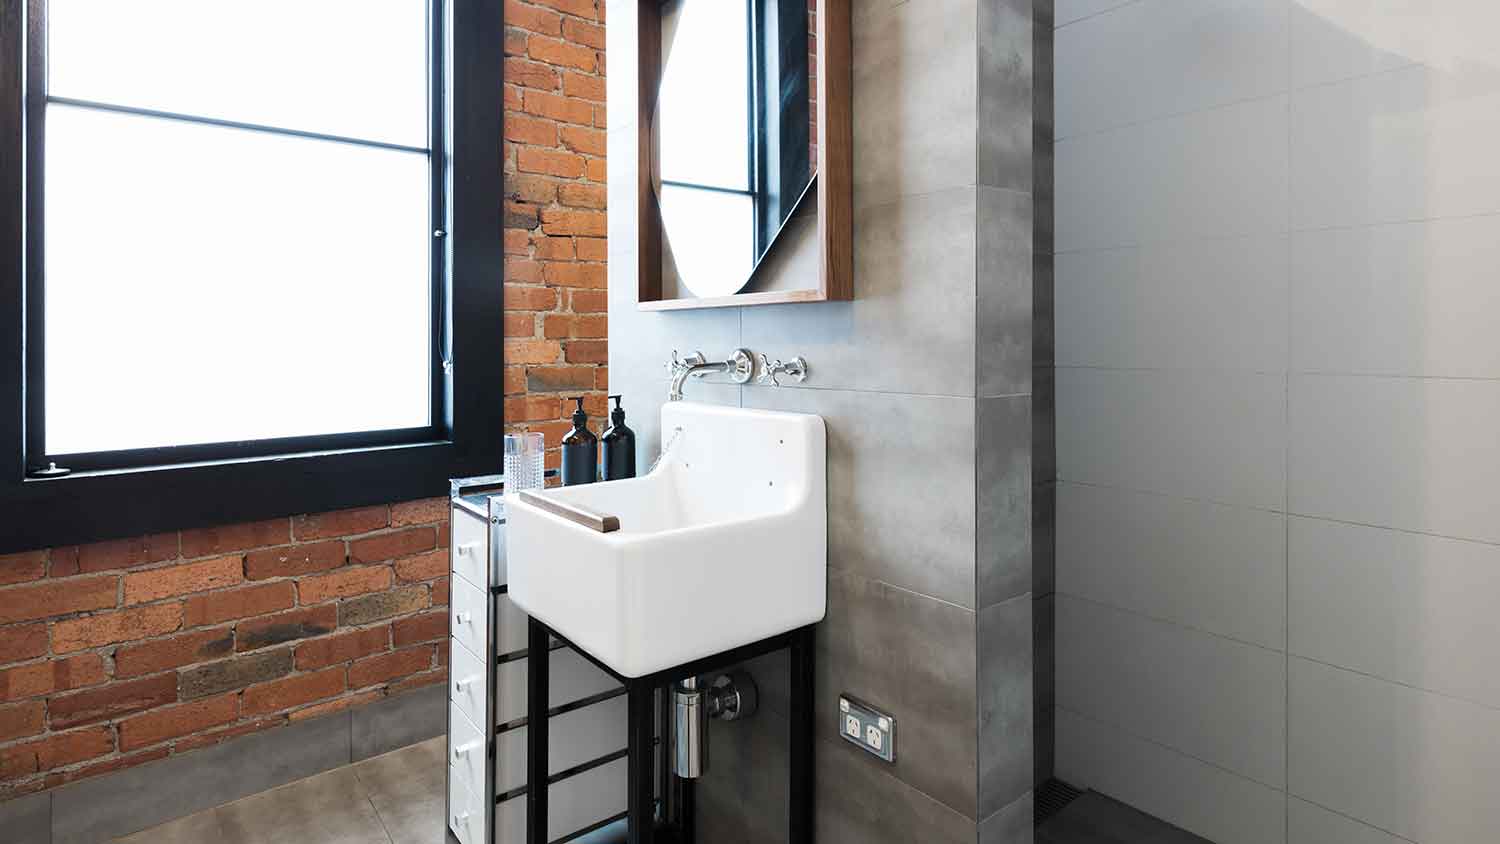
left=604, top=1, right=1042, bottom=842
left=1051, top=2, right=1500, bottom=843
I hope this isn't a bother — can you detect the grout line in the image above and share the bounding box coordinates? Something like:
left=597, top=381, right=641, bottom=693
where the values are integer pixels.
left=1288, top=653, right=1500, bottom=717
left=1052, top=0, right=1146, bottom=32
left=351, top=765, right=398, bottom=844
left=1289, top=794, right=1421, bottom=844
left=1055, top=591, right=1284, bottom=657
left=1057, top=364, right=1500, bottom=383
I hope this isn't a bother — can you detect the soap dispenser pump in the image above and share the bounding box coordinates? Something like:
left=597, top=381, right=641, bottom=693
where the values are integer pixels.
left=560, top=396, right=598, bottom=486
left=600, top=395, right=636, bottom=481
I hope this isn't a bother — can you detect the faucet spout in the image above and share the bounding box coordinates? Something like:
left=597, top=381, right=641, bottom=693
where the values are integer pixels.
left=667, top=349, right=755, bottom=401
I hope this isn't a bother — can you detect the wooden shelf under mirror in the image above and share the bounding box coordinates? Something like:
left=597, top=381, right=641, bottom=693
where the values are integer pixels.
left=636, top=0, right=851, bottom=311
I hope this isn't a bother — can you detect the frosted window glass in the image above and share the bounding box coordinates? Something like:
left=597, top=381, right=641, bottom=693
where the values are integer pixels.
left=660, top=185, right=756, bottom=297
left=48, top=0, right=428, bottom=147
left=44, top=105, right=431, bottom=454
left=657, top=1, right=750, bottom=190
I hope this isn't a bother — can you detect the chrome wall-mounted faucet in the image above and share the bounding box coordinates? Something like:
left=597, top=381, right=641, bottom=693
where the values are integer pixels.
left=667, top=349, right=755, bottom=401
left=756, top=354, right=808, bottom=387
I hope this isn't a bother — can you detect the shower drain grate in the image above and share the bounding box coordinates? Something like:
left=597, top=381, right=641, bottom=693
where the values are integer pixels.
left=1035, top=777, right=1085, bottom=826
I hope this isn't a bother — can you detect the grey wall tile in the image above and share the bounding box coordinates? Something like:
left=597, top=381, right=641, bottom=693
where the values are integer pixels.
left=979, top=188, right=1035, bottom=398
left=743, top=387, right=977, bottom=609
left=1287, top=798, right=1408, bottom=844
left=815, top=736, right=977, bottom=844
left=1031, top=481, right=1055, bottom=597
left=1055, top=0, right=1136, bottom=28
left=819, top=568, right=979, bottom=819
left=1289, top=0, right=1500, bottom=90
left=978, top=396, right=1032, bottom=608
left=51, top=711, right=352, bottom=843
left=0, top=792, right=50, bottom=844
left=741, top=187, right=978, bottom=397
left=980, top=0, right=1036, bottom=192
left=979, top=594, right=1033, bottom=819
left=350, top=684, right=445, bottom=761
left=980, top=790, right=1035, bottom=844
left=696, top=706, right=791, bottom=844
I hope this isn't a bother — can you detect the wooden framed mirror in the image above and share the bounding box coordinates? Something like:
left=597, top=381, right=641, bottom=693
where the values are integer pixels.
left=637, top=0, right=851, bottom=310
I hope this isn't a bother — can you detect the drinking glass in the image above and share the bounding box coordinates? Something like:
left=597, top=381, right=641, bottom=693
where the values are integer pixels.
left=504, top=432, right=546, bottom=493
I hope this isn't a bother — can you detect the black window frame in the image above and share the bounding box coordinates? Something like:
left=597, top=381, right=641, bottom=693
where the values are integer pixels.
left=0, top=0, right=505, bottom=553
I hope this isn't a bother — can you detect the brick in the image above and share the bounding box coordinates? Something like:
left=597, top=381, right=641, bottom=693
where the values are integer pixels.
left=572, top=314, right=607, bottom=338
left=430, top=579, right=450, bottom=607
left=184, top=581, right=296, bottom=627
left=532, top=236, right=575, bottom=260
left=294, top=626, right=390, bottom=671
left=49, top=673, right=177, bottom=729
left=571, top=279, right=608, bottom=305
left=348, top=646, right=433, bottom=690
left=42, top=747, right=169, bottom=790
left=505, top=57, right=560, bottom=91
left=179, top=649, right=292, bottom=700
left=564, top=339, right=608, bottom=364
left=0, top=742, right=38, bottom=779
left=339, top=586, right=429, bottom=627
left=561, top=71, right=605, bottom=102
left=504, top=227, right=531, bottom=255
left=525, top=365, right=596, bottom=392
left=505, top=312, right=537, bottom=337
left=122, top=556, right=242, bottom=605
left=297, top=566, right=393, bottom=604
left=29, top=724, right=115, bottom=770
left=505, top=0, right=561, bottom=35
left=244, top=541, right=346, bottom=580
left=562, top=18, right=604, bottom=49
left=172, top=717, right=282, bottom=753
left=115, top=627, right=235, bottom=678
left=522, top=90, right=594, bottom=125
left=0, top=575, right=117, bottom=624
left=0, top=700, right=44, bottom=742
left=51, top=602, right=182, bottom=653
left=66, top=532, right=178, bottom=575
left=392, top=611, right=448, bottom=647
left=0, top=551, right=45, bottom=586
left=505, top=285, right=559, bottom=311
left=288, top=689, right=384, bottom=722
left=530, top=0, right=597, bottom=20
left=391, top=498, right=448, bottom=528
left=505, top=114, right=557, bottom=146
left=0, top=654, right=104, bottom=702
left=236, top=606, right=337, bottom=652
left=348, top=528, right=436, bottom=565
left=508, top=174, right=558, bottom=205
left=242, top=667, right=346, bottom=715
left=528, top=35, right=596, bottom=72
left=540, top=208, right=606, bottom=237
left=542, top=261, right=606, bottom=289
left=559, top=126, right=605, bottom=158
left=505, top=257, right=544, bottom=283
left=505, top=367, right=527, bottom=395
left=293, top=506, right=389, bottom=541
left=118, top=694, right=237, bottom=751
left=505, top=201, right=541, bottom=230
left=506, top=394, right=560, bottom=422
left=389, top=669, right=447, bottom=695
left=595, top=367, right=610, bottom=391
left=392, top=551, right=445, bottom=586
left=584, top=157, right=606, bottom=182
left=0, top=623, right=48, bottom=666
left=179, top=519, right=289, bottom=558
left=517, top=147, right=585, bottom=178
left=504, top=27, right=527, bottom=56
left=558, top=180, right=606, bottom=209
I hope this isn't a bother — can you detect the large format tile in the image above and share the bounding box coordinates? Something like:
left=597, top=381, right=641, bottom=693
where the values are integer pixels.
left=1291, top=63, right=1500, bottom=230
left=1055, top=0, right=1138, bottom=28
left=815, top=736, right=976, bottom=844
left=1055, top=0, right=1289, bottom=139
left=0, top=791, right=50, bottom=844
left=216, top=767, right=389, bottom=844
left=696, top=704, right=791, bottom=844
left=741, top=187, right=978, bottom=397
left=979, top=187, right=1035, bottom=398
left=1056, top=368, right=1286, bottom=510
left=1290, top=217, right=1500, bottom=379
left=1288, top=657, right=1500, bottom=844
left=818, top=568, right=979, bottom=819
left=351, top=684, right=444, bottom=762
left=1054, top=235, right=1288, bottom=374
left=353, top=737, right=445, bottom=844
left=980, top=791, right=1034, bottom=844
left=1056, top=596, right=1286, bottom=787
left=852, top=0, right=977, bottom=209
left=1289, top=374, right=1500, bottom=544
left=979, top=594, right=1033, bottom=819
left=979, top=0, right=1036, bottom=192
left=978, top=396, right=1032, bottom=608
left=1057, top=482, right=1286, bottom=649
left=744, top=387, right=978, bottom=609
left=112, top=808, right=226, bottom=844
left=1287, top=798, right=1409, bottom=844
left=1290, top=0, right=1500, bottom=90
left=1037, top=791, right=1213, bottom=844
left=1056, top=708, right=1286, bottom=844
left=1290, top=517, right=1500, bottom=708
left=1055, top=93, right=1288, bottom=252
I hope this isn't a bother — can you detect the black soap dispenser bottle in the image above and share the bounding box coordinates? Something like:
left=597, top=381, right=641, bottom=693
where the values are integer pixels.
left=600, top=395, right=636, bottom=481
left=560, top=396, right=598, bottom=486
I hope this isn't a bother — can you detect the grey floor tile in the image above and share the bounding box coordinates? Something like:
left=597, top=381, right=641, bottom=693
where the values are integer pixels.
left=353, top=738, right=446, bottom=844
left=215, top=767, right=391, bottom=844
left=1037, top=792, right=1211, bottom=844
left=1, top=791, right=51, bottom=844
left=113, top=809, right=226, bottom=844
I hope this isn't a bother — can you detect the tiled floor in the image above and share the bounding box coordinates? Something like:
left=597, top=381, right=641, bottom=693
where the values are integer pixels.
left=112, top=737, right=447, bottom=844
left=1036, top=792, right=1212, bottom=844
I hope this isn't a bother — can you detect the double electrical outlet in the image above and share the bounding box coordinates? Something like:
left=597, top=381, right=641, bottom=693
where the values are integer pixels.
left=838, top=694, right=895, bottom=762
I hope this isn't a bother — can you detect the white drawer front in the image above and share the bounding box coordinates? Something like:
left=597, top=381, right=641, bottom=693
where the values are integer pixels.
left=451, top=573, right=489, bottom=659
left=495, top=756, right=626, bottom=843
left=450, top=508, right=488, bottom=590
left=449, top=635, right=487, bottom=728
left=495, top=593, right=527, bottom=657
left=448, top=763, right=484, bottom=844
left=495, top=692, right=627, bottom=794
left=496, top=647, right=621, bottom=726
left=449, top=701, right=487, bottom=795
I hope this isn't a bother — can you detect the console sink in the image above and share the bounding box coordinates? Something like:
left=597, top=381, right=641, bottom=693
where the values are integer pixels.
left=506, top=402, right=826, bottom=678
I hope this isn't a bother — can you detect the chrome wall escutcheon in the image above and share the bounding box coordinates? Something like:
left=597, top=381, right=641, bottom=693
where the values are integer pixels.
left=756, top=354, right=809, bottom=387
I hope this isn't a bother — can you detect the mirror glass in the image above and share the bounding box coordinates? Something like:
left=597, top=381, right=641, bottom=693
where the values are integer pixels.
left=653, top=0, right=816, bottom=298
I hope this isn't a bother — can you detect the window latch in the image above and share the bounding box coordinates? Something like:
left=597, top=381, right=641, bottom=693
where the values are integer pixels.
left=27, top=462, right=72, bottom=479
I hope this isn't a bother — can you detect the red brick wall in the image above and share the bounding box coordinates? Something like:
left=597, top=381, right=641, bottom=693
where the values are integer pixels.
left=0, top=0, right=608, bottom=799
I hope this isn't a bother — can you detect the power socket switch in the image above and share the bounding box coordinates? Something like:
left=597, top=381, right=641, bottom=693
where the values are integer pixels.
left=837, top=694, right=895, bottom=762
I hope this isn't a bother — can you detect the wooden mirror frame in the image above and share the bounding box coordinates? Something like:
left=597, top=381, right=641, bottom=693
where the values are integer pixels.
left=636, top=0, right=851, bottom=311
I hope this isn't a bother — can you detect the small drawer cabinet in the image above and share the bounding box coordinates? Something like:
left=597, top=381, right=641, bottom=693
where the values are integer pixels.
left=446, top=476, right=630, bottom=844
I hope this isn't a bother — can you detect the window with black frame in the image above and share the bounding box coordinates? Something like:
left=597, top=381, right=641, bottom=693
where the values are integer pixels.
left=0, top=0, right=504, bottom=551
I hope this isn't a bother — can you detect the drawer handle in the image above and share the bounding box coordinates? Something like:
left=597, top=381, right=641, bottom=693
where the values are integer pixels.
left=453, top=739, right=483, bottom=760
left=454, top=674, right=481, bottom=693
left=457, top=541, right=480, bottom=558
left=454, top=611, right=472, bottom=625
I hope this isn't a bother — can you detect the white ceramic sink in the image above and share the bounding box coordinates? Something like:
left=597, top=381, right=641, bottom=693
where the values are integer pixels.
left=506, top=401, right=826, bottom=678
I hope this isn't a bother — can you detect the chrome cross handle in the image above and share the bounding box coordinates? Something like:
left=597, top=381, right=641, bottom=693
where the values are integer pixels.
left=756, top=354, right=808, bottom=387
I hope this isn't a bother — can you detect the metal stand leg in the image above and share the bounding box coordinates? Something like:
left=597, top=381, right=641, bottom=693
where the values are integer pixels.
left=527, top=619, right=550, bottom=844
left=789, top=626, right=814, bottom=843
left=628, top=682, right=657, bottom=844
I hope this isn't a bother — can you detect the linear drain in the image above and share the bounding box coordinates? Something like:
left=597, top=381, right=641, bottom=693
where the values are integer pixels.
left=1035, top=777, right=1085, bottom=826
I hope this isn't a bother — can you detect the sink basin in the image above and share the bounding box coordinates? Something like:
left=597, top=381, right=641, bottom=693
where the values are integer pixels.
left=506, top=401, right=826, bottom=678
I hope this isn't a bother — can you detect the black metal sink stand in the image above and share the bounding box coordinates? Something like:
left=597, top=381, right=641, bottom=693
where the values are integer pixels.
left=526, top=619, right=816, bottom=844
